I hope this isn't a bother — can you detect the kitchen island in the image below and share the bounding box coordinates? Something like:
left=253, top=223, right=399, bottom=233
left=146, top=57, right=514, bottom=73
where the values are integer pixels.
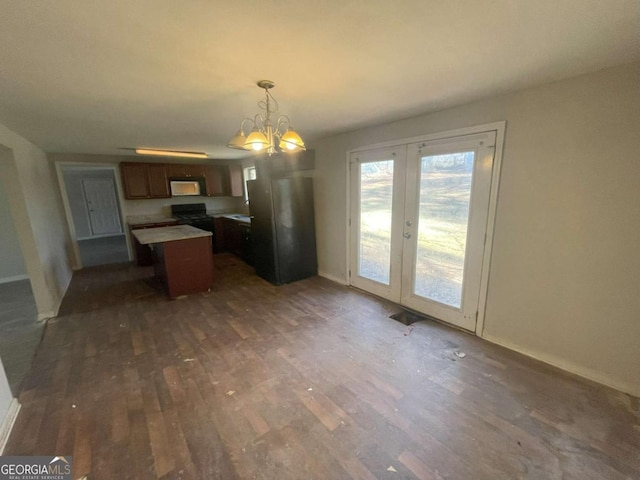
left=131, top=225, right=213, bottom=298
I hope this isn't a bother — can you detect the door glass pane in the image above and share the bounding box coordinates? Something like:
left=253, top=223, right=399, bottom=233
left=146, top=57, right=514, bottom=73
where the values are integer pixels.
left=414, top=152, right=474, bottom=307
left=358, top=160, right=394, bottom=284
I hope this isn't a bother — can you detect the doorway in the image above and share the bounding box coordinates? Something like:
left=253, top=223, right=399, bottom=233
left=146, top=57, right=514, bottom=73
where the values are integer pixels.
left=61, top=166, right=129, bottom=267
left=0, top=149, right=42, bottom=395
left=349, top=125, right=504, bottom=332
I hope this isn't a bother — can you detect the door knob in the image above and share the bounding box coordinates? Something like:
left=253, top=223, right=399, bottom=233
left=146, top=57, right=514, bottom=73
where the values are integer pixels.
left=403, top=232, right=411, bottom=239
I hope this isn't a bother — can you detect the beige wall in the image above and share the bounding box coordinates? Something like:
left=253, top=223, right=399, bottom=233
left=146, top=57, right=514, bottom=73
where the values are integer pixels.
left=0, top=125, right=73, bottom=319
left=0, top=180, right=27, bottom=281
left=312, top=62, right=640, bottom=396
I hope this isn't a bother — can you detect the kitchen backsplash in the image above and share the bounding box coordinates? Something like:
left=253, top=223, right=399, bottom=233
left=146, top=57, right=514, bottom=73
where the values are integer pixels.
left=124, top=196, right=246, bottom=217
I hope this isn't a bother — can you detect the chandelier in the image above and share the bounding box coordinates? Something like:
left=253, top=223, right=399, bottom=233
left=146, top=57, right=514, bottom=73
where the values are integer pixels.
left=227, top=80, right=305, bottom=155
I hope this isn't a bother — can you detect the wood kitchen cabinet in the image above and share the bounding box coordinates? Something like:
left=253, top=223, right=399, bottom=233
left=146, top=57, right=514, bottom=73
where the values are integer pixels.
left=152, top=236, right=213, bottom=298
left=147, top=164, right=171, bottom=197
left=205, top=164, right=243, bottom=197
left=216, top=217, right=253, bottom=263
left=122, top=161, right=244, bottom=199
left=168, top=164, right=206, bottom=178
left=221, top=218, right=242, bottom=256
left=121, top=162, right=170, bottom=199
left=204, top=166, right=225, bottom=196
left=224, top=164, right=244, bottom=197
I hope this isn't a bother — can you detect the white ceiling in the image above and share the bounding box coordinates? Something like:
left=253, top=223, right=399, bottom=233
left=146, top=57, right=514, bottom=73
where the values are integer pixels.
left=1, top=1, right=639, bottom=159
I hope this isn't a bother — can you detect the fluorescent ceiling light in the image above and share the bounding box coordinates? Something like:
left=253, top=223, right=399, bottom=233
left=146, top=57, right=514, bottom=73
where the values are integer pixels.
left=135, top=148, right=208, bottom=159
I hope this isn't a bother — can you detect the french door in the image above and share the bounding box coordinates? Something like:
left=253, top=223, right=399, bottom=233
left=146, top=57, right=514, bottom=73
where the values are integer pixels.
left=349, top=129, right=498, bottom=331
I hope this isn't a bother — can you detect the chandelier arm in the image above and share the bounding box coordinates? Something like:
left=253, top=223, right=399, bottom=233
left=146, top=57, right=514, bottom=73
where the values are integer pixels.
left=252, top=113, right=265, bottom=131
left=275, top=115, right=292, bottom=137
left=239, top=117, right=254, bottom=134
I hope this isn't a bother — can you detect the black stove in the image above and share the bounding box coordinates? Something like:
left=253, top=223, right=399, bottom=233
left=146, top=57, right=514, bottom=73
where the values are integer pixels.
left=171, top=203, right=215, bottom=241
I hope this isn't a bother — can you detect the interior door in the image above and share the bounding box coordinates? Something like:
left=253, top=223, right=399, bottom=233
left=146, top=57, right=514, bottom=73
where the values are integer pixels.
left=350, top=130, right=497, bottom=332
left=82, top=178, right=122, bottom=236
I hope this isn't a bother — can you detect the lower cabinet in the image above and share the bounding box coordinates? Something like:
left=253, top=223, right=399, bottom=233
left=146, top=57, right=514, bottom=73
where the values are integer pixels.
left=152, top=236, right=213, bottom=298
left=223, top=219, right=242, bottom=257
left=216, top=217, right=253, bottom=263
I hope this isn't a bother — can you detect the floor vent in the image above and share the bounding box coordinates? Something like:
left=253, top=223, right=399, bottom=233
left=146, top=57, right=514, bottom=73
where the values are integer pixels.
left=389, top=309, right=427, bottom=326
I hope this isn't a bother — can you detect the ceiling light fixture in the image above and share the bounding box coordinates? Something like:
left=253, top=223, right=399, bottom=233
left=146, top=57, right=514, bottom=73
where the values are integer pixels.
left=227, top=80, right=305, bottom=155
left=135, top=148, right=208, bottom=159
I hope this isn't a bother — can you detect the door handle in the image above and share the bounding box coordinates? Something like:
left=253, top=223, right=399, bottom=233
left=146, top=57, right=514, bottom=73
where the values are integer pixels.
left=403, top=232, right=411, bottom=239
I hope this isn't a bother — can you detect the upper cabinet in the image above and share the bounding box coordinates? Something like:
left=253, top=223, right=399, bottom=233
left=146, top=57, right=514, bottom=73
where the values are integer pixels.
left=167, top=164, right=206, bottom=178
left=225, top=164, right=244, bottom=198
left=204, top=166, right=225, bottom=196
left=121, top=161, right=244, bottom=199
left=147, top=164, right=171, bottom=198
left=121, top=162, right=170, bottom=199
left=204, top=165, right=243, bottom=197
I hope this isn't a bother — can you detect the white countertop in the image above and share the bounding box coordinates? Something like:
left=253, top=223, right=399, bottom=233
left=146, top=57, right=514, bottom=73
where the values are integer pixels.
left=218, top=213, right=252, bottom=225
left=131, top=225, right=212, bottom=245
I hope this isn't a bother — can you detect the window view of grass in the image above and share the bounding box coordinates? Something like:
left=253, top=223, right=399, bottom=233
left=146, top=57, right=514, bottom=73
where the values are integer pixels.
left=357, top=152, right=474, bottom=308
left=414, top=152, right=473, bottom=308
left=358, top=160, right=394, bottom=285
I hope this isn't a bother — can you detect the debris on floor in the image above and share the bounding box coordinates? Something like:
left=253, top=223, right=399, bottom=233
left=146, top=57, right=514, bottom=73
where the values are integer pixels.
left=226, top=390, right=236, bottom=396
left=183, top=358, right=195, bottom=362
left=387, top=465, right=397, bottom=472
left=307, top=387, right=313, bottom=392
left=454, top=351, right=466, bottom=358
left=404, top=325, right=414, bottom=336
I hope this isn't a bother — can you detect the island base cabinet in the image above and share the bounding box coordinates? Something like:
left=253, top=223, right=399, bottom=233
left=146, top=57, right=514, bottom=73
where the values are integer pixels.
left=153, top=236, right=213, bottom=298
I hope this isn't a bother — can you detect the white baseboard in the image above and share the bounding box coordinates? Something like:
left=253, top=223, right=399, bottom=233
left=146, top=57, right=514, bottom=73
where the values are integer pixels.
left=0, top=398, right=21, bottom=454
left=481, top=332, right=640, bottom=398
left=318, top=270, right=348, bottom=285
left=37, top=311, right=55, bottom=322
left=0, top=274, right=29, bottom=285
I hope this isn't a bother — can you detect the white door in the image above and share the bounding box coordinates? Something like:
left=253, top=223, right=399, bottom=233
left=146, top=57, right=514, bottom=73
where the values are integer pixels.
left=82, top=178, right=122, bottom=236
left=349, top=146, right=407, bottom=300
left=350, top=130, right=498, bottom=331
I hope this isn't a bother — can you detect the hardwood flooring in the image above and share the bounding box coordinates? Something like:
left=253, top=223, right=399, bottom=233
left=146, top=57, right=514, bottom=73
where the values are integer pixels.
left=5, top=254, right=639, bottom=479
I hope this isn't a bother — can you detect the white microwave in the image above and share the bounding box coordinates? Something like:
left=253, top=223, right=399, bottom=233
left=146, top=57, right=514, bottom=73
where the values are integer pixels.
left=169, top=178, right=205, bottom=196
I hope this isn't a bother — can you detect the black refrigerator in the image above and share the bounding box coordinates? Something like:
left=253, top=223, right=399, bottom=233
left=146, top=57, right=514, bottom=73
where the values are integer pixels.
left=247, top=176, right=317, bottom=285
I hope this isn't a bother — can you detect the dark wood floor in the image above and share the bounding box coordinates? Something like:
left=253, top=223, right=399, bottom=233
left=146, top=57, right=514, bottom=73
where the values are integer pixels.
left=5, top=254, right=639, bottom=479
